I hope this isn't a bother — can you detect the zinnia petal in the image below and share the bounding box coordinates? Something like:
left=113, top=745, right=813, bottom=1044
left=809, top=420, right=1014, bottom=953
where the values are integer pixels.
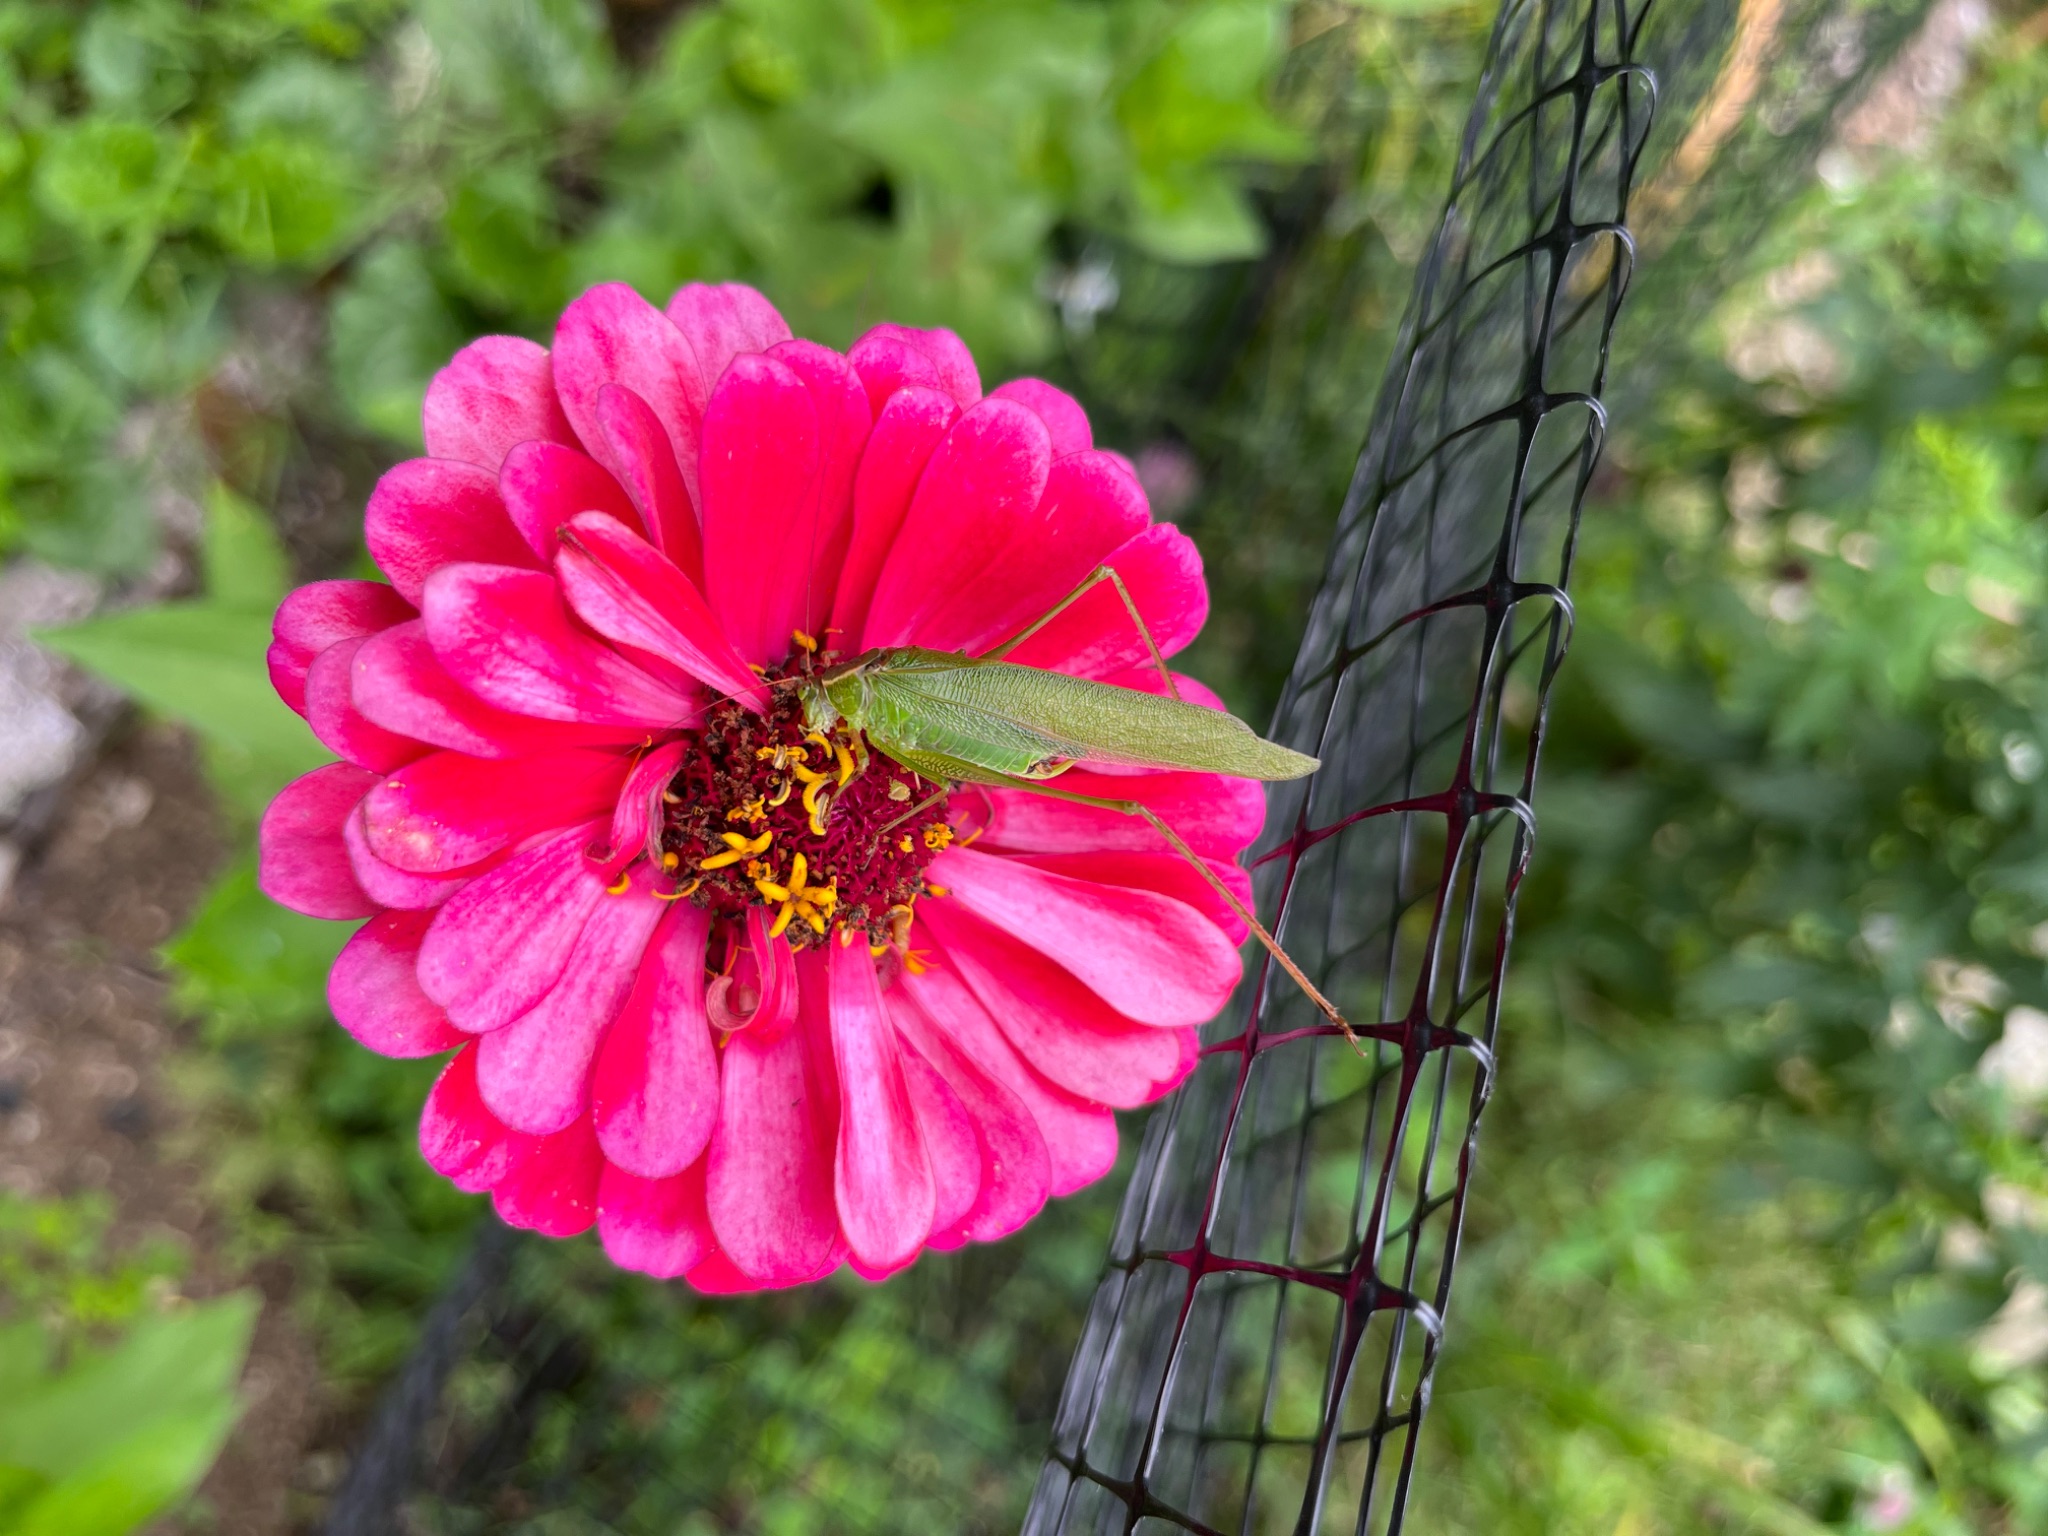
left=592, top=903, right=720, bottom=1178
left=361, top=746, right=630, bottom=874
left=365, top=459, right=539, bottom=603
left=1003, top=522, right=1208, bottom=678
left=598, top=1159, right=716, bottom=1279
left=989, top=378, right=1092, bottom=456
left=552, top=283, right=707, bottom=502
left=596, top=383, right=703, bottom=581
left=975, top=766, right=1267, bottom=860
left=499, top=440, right=644, bottom=560
left=667, top=282, right=791, bottom=392
left=420, top=1044, right=514, bottom=1193
left=305, top=635, right=428, bottom=774
left=828, top=938, right=934, bottom=1275
left=423, top=335, right=578, bottom=473
left=851, top=322, right=981, bottom=409
left=258, top=762, right=378, bottom=920
left=829, top=386, right=957, bottom=646
left=329, top=908, right=468, bottom=1058
left=492, top=1114, right=604, bottom=1237
left=269, top=579, right=414, bottom=717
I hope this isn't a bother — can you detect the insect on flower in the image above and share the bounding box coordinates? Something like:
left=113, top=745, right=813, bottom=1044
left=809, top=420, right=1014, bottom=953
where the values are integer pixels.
left=258, top=280, right=1355, bottom=1290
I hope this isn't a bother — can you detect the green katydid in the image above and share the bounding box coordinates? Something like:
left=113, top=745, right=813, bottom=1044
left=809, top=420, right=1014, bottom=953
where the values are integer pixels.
left=782, top=565, right=1360, bottom=1044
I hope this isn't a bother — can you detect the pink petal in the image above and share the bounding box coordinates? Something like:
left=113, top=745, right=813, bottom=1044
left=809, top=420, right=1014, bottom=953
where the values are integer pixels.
left=862, top=398, right=1053, bottom=648
left=419, top=1044, right=514, bottom=1193
left=1017, top=849, right=1252, bottom=945
left=422, top=563, right=699, bottom=730
left=552, top=283, right=707, bottom=503
left=910, top=448, right=1149, bottom=655
left=852, top=323, right=980, bottom=408
left=269, top=580, right=414, bottom=716
left=361, top=745, right=628, bottom=873
left=707, top=907, right=798, bottom=1037
left=667, top=282, right=792, bottom=391
left=706, top=953, right=841, bottom=1285
left=353, top=620, right=640, bottom=759
left=685, top=1247, right=835, bottom=1295
left=344, top=802, right=474, bottom=909
left=897, top=963, right=1117, bottom=1196
left=766, top=340, right=871, bottom=623
left=598, top=1159, right=716, bottom=1279
left=477, top=879, right=666, bottom=1134
left=828, top=939, right=934, bottom=1274
left=417, top=822, right=609, bottom=1033
left=918, top=900, right=1193, bottom=1106
left=555, top=513, right=768, bottom=710
left=846, top=332, right=947, bottom=417
left=975, top=766, right=1266, bottom=860
left=329, top=908, right=468, bottom=1057
left=258, top=762, right=378, bottom=920
left=891, top=1006, right=1052, bottom=1245
left=931, top=846, right=1240, bottom=1027
left=305, top=636, right=426, bottom=773
left=698, top=353, right=823, bottom=667
left=989, top=379, right=1092, bottom=456
left=894, top=1039, right=980, bottom=1240
left=593, top=739, right=687, bottom=880
left=492, top=1114, right=604, bottom=1237
left=827, top=386, right=956, bottom=646
left=499, top=440, right=643, bottom=560
left=423, top=335, right=578, bottom=473
left=592, top=903, right=719, bottom=1177
left=596, top=384, right=703, bottom=582
left=1003, top=522, right=1207, bottom=678
left=364, top=459, right=539, bottom=604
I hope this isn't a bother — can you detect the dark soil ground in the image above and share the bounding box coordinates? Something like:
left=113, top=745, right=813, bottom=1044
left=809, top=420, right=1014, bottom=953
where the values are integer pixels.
left=0, top=719, right=318, bottom=1535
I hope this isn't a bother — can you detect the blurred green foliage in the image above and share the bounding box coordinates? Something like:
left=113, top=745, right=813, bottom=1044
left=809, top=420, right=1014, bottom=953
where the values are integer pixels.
left=0, top=0, right=1300, bottom=572
left=1416, top=41, right=2048, bottom=1535
left=0, top=1194, right=255, bottom=1536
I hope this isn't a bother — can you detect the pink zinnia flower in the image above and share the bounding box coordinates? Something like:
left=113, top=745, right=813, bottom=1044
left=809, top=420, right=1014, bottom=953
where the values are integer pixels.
left=259, top=282, right=1259, bottom=1290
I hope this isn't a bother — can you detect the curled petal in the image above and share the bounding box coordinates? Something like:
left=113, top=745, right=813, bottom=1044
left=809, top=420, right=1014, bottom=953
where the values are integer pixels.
left=555, top=513, right=767, bottom=711
left=258, top=763, right=378, bottom=920
left=989, top=378, right=1091, bottom=456
left=305, top=636, right=426, bottom=774
left=698, top=353, right=823, bottom=666
left=492, top=1115, right=604, bottom=1237
left=353, top=620, right=638, bottom=760
left=329, top=909, right=467, bottom=1058
left=707, top=953, right=840, bottom=1284
left=828, top=938, right=934, bottom=1275
left=365, top=459, right=538, bottom=603
left=422, top=563, right=699, bottom=730
left=594, top=739, right=689, bottom=880
left=829, top=386, right=957, bottom=646
left=419, top=1044, right=513, bottom=1193
left=706, top=907, right=798, bottom=1040
left=417, top=822, right=609, bottom=1033
left=851, top=323, right=980, bottom=409
left=592, top=903, right=720, bottom=1178
left=269, top=580, right=414, bottom=716
left=1004, top=522, right=1207, bottom=678
left=920, top=900, right=1194, bottom=1106
left=897, top=963, right=1116, bottom=1196
left=599, top=1159, right=716, bottom=1279
left=553, top=283, right=707, bottom=502
left=930, top=845, right=1241, bottom=1028
left=423, top=335, right=577, bottom=473
left=499, top=440, right=642, bottom=560
left=862, top=398, right=1052, bottom=648
left=477, top=877, right=666, bottom=1134
left=667, top=282, right=791, bottom=393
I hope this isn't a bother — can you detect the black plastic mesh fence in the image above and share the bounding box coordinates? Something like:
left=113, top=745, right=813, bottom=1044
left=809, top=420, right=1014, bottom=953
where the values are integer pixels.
left=1019, top=0, right=1927, bottom=1530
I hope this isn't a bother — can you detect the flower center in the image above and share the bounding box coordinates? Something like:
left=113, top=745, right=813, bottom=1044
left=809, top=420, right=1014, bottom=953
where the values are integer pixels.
left=659, top=684, right=952, bottom=950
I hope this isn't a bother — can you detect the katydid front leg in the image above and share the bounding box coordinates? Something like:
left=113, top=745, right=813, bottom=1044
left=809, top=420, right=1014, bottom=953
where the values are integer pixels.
left=984, top=565, right=1182, bottom=702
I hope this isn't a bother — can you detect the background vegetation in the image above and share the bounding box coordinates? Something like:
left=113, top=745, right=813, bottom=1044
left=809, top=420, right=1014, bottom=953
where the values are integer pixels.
left=9, top=0, right=2048, bottom=1532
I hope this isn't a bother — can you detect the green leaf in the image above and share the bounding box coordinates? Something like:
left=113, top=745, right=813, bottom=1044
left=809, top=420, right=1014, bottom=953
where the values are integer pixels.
left=0, top=1293, right=257, bottom=1536
left=35, top=484, right=321, bottom=812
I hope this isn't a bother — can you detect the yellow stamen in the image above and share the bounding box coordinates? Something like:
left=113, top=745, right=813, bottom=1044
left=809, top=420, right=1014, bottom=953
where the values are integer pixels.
left=698, top=848, right=748, bottom=871
left=661, top=851, right=680, bottom=870
left=807, top=791, right=832, bottom=838
left=754, top=877, right=791, bottom=903
left=655, top=878, right=703, bottom=902
left=726, top=796, right=767, bottom=824
left=811, top=882, right=837, bottom=911
left=923, top=824, right=955, bottom=851
left=869, top=941, right=889, bottom=957
left=663, top=791, right=683, bottom=805
left=792, top=629, right=818, bottom=654
left=799, top=903, right=826, bottom=935
left=745, top=858, right=770, bottom=879
left=959, top=825, right=984, bottom=847
left=606, top=872, right=632, bottom=895
left=833, top=738, right=855, bottom=787
left=789, top=852, right=808, bottom=892
left=719, top=828, right=773, bottom=855
left=768, top=900, right=796, bottom=939
left=897, top=834, right=914, bottom=854
left=767, top=779, right=794, bottom=808
left=903, top=949, right=933, bottom=976
left=790, top=760, right=827, bottom=786
left=925, top=883, right=949, bottom=898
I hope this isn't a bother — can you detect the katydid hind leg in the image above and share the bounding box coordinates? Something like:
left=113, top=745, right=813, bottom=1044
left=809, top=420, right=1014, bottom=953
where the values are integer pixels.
left=984, top=566, right=1181, bottom=701
left=977, top=775, right=1364, bottom=1057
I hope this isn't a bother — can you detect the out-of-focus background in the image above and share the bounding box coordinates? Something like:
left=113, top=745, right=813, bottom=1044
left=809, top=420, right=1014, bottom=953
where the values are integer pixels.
left=2, top=0, right=2047, bottom=1531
